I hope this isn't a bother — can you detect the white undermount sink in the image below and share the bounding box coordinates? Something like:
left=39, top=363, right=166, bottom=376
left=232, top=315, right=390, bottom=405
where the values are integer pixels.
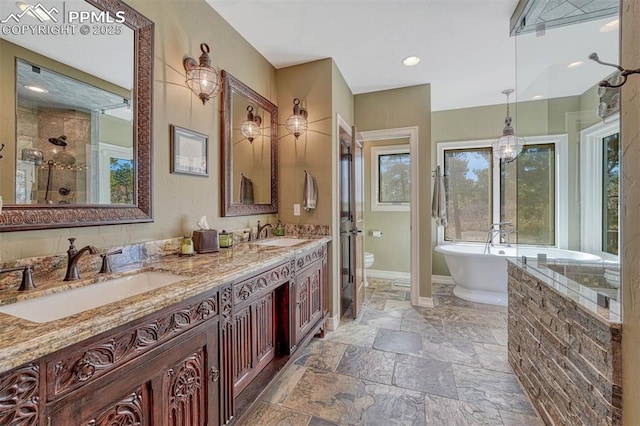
left=0, top=272, right=184, bottom=323
left=255, top=238, right=307, bottom=247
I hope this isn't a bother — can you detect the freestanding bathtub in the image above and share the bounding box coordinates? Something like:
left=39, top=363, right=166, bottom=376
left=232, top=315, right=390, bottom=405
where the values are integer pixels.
left=434, top=244, right=602, bottom=306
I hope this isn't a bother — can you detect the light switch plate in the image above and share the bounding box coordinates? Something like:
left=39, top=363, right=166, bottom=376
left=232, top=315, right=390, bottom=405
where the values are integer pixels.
left=293, top=204, right=301, bottom=216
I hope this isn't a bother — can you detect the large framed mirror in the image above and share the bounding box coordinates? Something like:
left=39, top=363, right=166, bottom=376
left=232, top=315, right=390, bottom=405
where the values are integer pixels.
left=221, top=70, right=278, bottom=216
left=0, top=0, right=153, bottom=231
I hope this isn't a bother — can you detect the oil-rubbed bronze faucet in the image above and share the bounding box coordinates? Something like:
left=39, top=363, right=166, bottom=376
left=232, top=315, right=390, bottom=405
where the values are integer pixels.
left=0, top=266, right=35, bottom=291
left=64, top=238, right=97, bottom=281
left=99, top=249, right=123, bottom=274
left=256, top=221, right=273, bottom=240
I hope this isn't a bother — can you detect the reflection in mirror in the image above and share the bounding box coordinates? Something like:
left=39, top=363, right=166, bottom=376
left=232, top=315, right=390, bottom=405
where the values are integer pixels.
left=15, top=59, right=133, bottom=205
left=221, top=70, right=277, bottom=217
left=0, top=0, right=153, bottom=231
left=232, top=92, right=272, bottom=205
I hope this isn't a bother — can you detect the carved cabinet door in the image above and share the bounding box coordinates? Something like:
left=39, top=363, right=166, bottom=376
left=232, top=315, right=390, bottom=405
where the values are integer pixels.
left=45, top=324, right=219, bottom=426
left=294, top=260, right=324, bottom=346
left=160, top=323, right=219, bottom=426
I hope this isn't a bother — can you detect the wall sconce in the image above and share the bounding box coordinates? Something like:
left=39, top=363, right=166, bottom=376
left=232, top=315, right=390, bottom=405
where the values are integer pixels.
left=285, top=98, right=308, bottom=140
left=183, top=43, right=221, bottom=105
left=240, top=106, right=262, bottom=143
left=492, top=89, right=524, bottom=163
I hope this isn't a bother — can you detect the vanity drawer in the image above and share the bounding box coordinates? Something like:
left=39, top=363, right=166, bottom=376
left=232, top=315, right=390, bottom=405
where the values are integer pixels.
left=45, top=291, right=218, bottom=401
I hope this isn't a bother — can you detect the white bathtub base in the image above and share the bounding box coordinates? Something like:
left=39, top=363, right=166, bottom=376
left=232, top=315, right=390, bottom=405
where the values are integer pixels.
left=453, top=285, right=507, bottom=306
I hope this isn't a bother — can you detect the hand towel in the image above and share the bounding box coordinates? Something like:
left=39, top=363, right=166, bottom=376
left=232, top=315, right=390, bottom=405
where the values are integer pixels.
left=303, top=171, right=317, bottom=211
left=431, top=166, right=448, bottom=226
left=240, top=174, right=254, bottom=205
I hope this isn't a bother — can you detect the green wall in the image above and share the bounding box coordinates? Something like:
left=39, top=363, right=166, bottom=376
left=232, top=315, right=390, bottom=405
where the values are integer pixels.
left=355, top=85, right=432, bottom=298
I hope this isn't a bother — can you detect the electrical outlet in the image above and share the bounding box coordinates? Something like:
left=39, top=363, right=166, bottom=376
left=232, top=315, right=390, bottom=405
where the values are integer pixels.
left=293, top=204, right=301, bottom=216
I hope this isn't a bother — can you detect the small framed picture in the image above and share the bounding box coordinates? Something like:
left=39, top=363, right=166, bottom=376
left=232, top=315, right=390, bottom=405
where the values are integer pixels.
left=170, top=125, right=208, bottom=176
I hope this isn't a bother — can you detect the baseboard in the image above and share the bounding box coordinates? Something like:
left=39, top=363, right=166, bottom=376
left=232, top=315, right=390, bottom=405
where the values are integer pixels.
left=419, top=297, right=435, bottom=308
left=326, top=313, right=339, bottom=331
left=432, top=274, right=454, bottom=285
left=367, top=269, right=411, bottom=281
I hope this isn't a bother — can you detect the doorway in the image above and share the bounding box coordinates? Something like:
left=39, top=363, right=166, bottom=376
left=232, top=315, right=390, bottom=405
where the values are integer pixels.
left=358, top=127, right=419, bottom=306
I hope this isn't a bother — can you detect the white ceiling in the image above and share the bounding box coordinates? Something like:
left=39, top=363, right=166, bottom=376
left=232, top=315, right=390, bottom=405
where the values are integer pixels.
left=206, top=0, right=619, bottom=112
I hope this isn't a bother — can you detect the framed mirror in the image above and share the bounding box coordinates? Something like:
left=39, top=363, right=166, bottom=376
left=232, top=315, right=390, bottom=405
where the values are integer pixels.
left=0, top=0, right=153, bottom=231
left=221, top=70, right=278, bottom=216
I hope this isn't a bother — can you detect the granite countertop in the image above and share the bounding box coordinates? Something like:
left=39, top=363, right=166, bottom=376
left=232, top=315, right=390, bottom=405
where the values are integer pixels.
left=0, top=236, right=331, bottom=374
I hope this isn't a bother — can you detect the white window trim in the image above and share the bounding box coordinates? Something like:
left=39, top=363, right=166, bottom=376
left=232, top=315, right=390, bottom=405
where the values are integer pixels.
left=370, top=145, right=410, bottom=212
left=579, top=116, right=620, bottom=261
left=99, top=142, right=134, bottom=204
left=436, top=134, right=568, bottom=248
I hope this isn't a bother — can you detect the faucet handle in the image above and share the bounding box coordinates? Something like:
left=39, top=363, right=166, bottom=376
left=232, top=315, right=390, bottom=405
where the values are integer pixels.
left=99, top=249, right=123, bottom=274
left=18, top=266, right=36, bottom=291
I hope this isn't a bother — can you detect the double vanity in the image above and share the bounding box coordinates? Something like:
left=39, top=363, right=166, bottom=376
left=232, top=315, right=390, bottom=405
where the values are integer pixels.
left=0, top=237, right=330, bottom=425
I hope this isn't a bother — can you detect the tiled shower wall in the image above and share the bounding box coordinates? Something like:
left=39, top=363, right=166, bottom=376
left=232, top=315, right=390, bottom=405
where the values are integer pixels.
left=507, top=262, right=622, bottom=425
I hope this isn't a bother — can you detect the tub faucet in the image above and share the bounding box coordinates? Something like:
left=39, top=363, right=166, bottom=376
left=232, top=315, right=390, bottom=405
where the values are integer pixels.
left=484, top=222, right=514, bottom=253
left=64, top=238, right=98, bottom=281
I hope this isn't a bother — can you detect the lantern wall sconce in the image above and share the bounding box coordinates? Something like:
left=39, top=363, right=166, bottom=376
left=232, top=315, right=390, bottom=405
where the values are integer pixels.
left=183, top=43, right=222, bottom=105
left=240, top=106, right=262, bottom=143
left=492, top=89, right=525, bottom=163
left=285, top=98, right=308, bottom=140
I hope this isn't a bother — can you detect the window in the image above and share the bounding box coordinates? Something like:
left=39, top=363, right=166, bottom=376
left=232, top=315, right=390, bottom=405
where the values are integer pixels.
left=580, top=119, right=620, bottom=259
left=99, top=143, right=134, bottom=204
left=371, top=145, right=410, bottom=211
left=444, top=148, right=492, bottom=242
left=501, top=144, right=555, bottom=245
left=603, top=133, right=619, bottom=255
left=438, top=136, right=566, bottom=246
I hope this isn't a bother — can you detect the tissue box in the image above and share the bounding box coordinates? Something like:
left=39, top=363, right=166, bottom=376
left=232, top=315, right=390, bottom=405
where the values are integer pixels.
left=193, top=230, right=219, bottom=253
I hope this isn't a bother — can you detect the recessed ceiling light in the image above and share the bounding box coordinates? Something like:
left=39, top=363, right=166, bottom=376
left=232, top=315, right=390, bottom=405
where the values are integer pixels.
left=567, top=61, right=584, bottom=69
left=600, top=19, right=619, bottom=33
left=532, top=95, right=544, bottom=100
left=24, top=85, right=48, bottom=93
left=402, top=56, right=420, bottom=67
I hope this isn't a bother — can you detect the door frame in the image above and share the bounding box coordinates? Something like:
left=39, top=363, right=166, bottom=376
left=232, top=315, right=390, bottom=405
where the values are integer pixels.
left=335, top=117, right=419, bottom=307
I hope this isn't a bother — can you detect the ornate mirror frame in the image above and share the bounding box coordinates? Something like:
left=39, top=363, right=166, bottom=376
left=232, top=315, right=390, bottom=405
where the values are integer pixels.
left=221, top=70, right=278, bottom=217
left=0, top=0, right=154, bottom=232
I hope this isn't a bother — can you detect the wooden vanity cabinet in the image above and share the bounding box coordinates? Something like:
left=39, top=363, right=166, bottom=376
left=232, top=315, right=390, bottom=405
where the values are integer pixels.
left=0, top=289, right=220, bottom=426
left=292, top=245, right=328, bottom=348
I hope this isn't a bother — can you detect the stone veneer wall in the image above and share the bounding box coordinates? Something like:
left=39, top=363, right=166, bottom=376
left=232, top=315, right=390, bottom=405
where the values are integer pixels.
left=507, top=262, right=622, bottom=425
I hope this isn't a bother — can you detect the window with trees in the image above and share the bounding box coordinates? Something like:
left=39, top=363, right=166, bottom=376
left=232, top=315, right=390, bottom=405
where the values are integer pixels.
left=440, top=137, right=562, bottom=245
left=580, top=119, right=620, bottom=259
left=371, top=145, right=410, bottom=211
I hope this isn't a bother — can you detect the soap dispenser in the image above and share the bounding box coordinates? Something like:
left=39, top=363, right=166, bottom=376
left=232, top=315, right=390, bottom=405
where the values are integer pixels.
left=180, top=235, right=194, bottom=256
left=275, top=220, right=285, bottom=236
left=219, top=230, right=233, bottom=248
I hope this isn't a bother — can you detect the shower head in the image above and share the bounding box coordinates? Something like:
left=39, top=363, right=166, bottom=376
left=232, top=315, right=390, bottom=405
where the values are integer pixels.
left=48, top=135, right=67, bottom=147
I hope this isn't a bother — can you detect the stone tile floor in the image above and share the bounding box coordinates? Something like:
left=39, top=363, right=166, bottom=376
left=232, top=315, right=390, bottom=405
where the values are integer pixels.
left=240, top=279, right=542, bottom=426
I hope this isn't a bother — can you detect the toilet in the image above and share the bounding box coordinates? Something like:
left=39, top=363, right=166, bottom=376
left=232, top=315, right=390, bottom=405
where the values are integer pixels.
left=364, top=252, right=375, bottom=269
left=364, top=252, right=374, bottom=287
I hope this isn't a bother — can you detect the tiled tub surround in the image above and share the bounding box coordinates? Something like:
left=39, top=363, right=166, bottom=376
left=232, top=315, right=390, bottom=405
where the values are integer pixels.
left=507, top=261, right=622, bottom=425
left=0, top=235, right=331, bottom=374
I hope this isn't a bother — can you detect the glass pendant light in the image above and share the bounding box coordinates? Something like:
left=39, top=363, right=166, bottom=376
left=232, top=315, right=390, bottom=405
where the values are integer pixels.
left=492, top=89, right=524, bottom=163
left=240, top=106, right=262, bottom=143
